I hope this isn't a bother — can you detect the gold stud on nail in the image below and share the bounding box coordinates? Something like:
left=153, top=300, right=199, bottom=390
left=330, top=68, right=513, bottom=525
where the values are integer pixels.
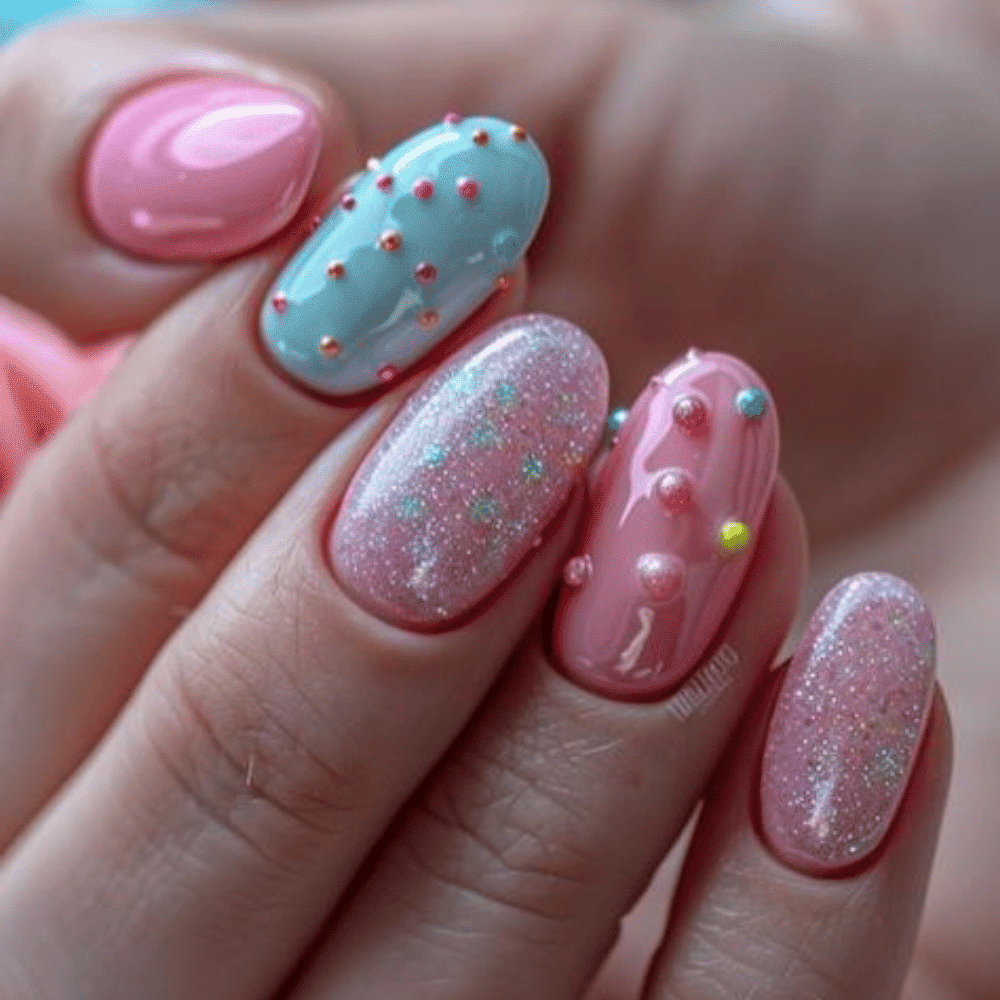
left=318, top=336, right=341, bottom=357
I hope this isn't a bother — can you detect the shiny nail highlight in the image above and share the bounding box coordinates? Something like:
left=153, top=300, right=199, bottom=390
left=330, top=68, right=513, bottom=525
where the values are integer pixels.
left=83, top=75, right=322, bottom=261
left=553, top=349, right=779, bottom=701
left=329, top=314, right=607, bottom=630
left=260, top=115, right=549, bottom=398
left=759, top=572, right=936, bottom=876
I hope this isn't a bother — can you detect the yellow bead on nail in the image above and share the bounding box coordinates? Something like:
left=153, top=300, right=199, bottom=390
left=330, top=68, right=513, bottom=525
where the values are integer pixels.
left=718, top=520, right=751, bottom=554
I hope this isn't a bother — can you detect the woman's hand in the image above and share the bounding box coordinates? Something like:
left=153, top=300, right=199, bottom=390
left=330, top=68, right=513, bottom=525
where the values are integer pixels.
left=0, top=0, right=977, bottom=996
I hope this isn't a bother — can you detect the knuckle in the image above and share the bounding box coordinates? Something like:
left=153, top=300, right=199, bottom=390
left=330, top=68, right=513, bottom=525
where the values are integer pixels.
left=402, top=737, right=604, bottom=927
left=61, top=404, right=251, bottom=604
left=136, top=602, right=373, bottom=872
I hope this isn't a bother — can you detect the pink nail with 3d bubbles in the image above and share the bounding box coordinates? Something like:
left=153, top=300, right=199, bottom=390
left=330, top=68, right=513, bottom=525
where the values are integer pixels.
left=553, top=349, right=779, bottom=702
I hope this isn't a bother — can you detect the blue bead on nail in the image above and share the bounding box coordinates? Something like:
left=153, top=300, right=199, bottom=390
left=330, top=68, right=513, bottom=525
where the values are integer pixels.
left=735, top=387, right=768, bottom=419
left=260, top=115, right=550, bottom=397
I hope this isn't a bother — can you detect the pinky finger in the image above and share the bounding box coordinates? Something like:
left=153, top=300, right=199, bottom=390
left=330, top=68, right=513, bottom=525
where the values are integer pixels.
left=645, top=572, right=952, bottom=1000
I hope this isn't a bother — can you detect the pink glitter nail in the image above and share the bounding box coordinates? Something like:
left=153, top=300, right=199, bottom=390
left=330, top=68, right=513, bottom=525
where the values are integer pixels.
left=759, top=572, right=936, bottom=876
left=329, top=314, right=608, bottom=630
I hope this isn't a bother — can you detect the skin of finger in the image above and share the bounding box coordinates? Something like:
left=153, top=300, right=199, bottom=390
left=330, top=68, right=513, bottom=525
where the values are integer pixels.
left=186, top=0, right=1000, bottom=552
left=0, top=379, right=581, bottom=1000
left=270, top=478, right=806, bottom=1000
left=0, top=248, right=527, bottom=855
left=643, top=672, right=953, bottom=1000
left=0, top=15, right=354, bottom=341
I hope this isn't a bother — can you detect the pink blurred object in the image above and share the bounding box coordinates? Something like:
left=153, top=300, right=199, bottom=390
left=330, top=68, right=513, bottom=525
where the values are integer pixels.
left=0, top=297, right=132, bottom=499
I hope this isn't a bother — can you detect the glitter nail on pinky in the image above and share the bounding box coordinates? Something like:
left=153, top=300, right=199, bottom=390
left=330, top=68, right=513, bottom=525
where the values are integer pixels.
left=759, top=572, right=937, bottom=877
left=328, top=314, right=609, bottom=631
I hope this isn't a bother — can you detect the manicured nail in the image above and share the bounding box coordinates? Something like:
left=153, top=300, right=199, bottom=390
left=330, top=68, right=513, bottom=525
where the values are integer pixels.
left=83, top=75, right=322, bottom=261
left=260, top=115, right=549, bottom=398
left=759, top=572, right=936, bottom=876
left=553, top=349, right=779, bottom=701
left=330, top=314, right=607, bottom=630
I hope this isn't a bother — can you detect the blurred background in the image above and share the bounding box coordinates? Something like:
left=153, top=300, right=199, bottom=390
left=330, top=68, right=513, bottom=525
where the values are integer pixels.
left=1, top=0, right=220, bottom=45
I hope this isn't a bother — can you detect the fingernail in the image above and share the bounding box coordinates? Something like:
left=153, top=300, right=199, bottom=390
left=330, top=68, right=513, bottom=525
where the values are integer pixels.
left=553, top=349, right=779, bottom=701
left=83, top=74, right=322, bottom=261
left=759, top=572, right=936, bottom=876
left=260, top=115, right=549, bottom=398
left=330, top=314, right=607, bottom=630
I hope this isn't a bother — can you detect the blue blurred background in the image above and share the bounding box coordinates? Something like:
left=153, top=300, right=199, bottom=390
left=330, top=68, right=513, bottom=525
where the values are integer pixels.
left=1, top=0, right=220, bottom=45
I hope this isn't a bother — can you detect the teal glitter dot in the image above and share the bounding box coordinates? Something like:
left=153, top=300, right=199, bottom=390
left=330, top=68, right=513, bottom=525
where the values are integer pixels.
left=448, top=369, right=478, bottom=396
left=607, top=407, right=629, bottom=436
left=521, top=454, right=545, bottom=482
left=494, top=380, right=519, bottom=406
left=469, top=495, right=501, bottom=523
left=423, top=443, right=448, bottom=468
left=398, top=495, right=427, bottom=520
left=470, top=419, right=504, bottom=449
left=735, top=387, right=767, bottom=419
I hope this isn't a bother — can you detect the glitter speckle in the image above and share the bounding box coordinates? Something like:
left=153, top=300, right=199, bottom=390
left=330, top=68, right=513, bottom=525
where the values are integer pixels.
left=339, top=192, right=356, bottom=211
left=271, top=292, right=288, bottom=314
left=328, top=315, right=609, bottom=630
left=377, top=364, right=398, bottom=383
left=419, top=309, right=439, bottom=330
left=471, top=128, right=489, bottom=146
left=759, top=572, right=936, bottom=875
left=521, top=454, right=545, bottom=482
left=494, top=381, right=519, bottom=406
left=469, top=494, right=501, bottom=523
left=327, top=261, right=346, bottom=279
left=511, top=124, right=527, bottom=141
left=423, top=443, right=448, bottom=468
left=470, top=419, right=504, bottom=449
left=398, top=495, right=427, bottom=520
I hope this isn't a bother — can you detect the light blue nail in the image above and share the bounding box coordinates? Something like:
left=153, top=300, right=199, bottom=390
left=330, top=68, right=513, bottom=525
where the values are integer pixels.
left=259, top=115, right=550, bottom=397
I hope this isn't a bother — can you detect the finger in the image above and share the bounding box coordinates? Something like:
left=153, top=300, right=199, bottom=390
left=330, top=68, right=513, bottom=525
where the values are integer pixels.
left=279, top=373, right=805, bottom=999
left=0, top=13, right=354, bottom=340
left=0, top=313, right=608, bottom=1000
left=184, top=0, right=1000, bottom=546
left=644, top=573, right=951, bottom=1000
left=0, top=219, right=528, bottom=853
left=0, top=297, right=132, bottom=501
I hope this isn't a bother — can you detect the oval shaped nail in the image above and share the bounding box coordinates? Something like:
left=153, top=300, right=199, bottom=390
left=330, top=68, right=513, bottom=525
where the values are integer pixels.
left=553, top=349, right=779, bottom=701
left=260, top=115, right=549, bottom=398
left=84, top=75, right=322, bottom=261
left=330, top=314, right=608, bottom=631
left=759, top=572, right=937, bottom=876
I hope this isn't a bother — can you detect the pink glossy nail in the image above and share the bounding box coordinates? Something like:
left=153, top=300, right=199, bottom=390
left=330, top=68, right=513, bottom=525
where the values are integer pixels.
left=759, top=572, right=936, bottom=876
left=552, top=349, right=779, bottom=701
left=83, top=75, right=322, bottom=261
left=330, top=314, right=608, bottom=631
